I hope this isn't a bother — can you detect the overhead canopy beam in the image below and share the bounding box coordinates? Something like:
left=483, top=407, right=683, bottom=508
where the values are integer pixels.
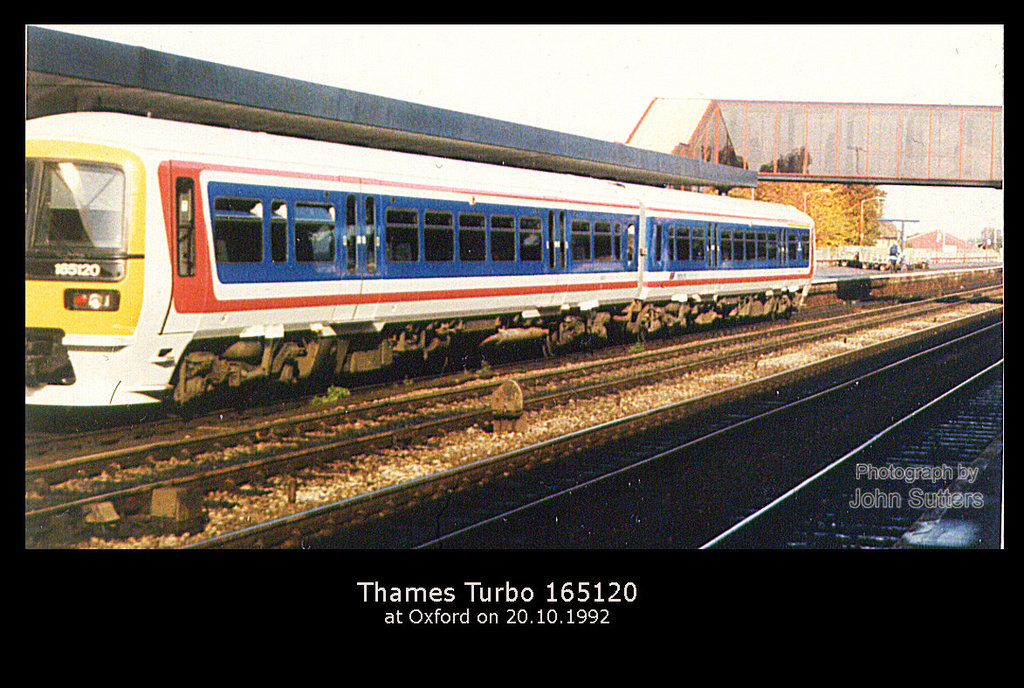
left=26, top=26, right=757, bottom=190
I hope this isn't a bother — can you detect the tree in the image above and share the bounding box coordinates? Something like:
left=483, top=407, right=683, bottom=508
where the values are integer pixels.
left=728, top=182, right=886, bottom=246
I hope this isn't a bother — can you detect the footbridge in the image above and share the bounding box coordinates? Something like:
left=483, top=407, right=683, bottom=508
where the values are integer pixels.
left=627, top=98, right=1002, bottom=188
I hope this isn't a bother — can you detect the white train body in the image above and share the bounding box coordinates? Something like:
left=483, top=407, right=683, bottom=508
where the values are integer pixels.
left=26, top=113, right=814, bottom=406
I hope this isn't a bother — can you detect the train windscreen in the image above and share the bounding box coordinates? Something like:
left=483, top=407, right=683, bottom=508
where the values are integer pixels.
left=26, top=160, right=126, bottom=257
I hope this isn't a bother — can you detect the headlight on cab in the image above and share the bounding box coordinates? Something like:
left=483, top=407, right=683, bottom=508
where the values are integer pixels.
left=64, top=289, right=120, bottom=311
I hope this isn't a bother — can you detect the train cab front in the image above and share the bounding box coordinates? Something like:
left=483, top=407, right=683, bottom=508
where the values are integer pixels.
left=25, top=144, right=156, bottom=407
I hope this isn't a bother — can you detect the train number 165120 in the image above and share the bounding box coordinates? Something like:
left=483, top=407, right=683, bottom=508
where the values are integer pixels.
left=545, top=581, right=637, bottom=604
left=54, top=262, right=102, bottom=277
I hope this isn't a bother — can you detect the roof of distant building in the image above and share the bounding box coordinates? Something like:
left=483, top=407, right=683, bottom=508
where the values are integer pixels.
left=904, top=229, right=973, bottom=250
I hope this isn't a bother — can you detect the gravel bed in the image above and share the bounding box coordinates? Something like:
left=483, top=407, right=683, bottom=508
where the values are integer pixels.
left=66, top=301, right=998, bottom=549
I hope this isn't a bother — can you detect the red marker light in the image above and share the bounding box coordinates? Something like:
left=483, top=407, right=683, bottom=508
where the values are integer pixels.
left=64, top=289, right=120, bottom=311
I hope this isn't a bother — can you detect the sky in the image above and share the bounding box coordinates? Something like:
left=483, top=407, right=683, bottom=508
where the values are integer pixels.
left=36, top=24, right=1003, bottom=240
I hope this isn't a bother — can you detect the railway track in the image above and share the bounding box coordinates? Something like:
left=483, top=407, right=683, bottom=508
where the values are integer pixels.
left=702, top=361, right=1003, bottom=549
left=25, top=285, right=1001, bottom=548
left=188, top=297, right=1000, bottom=547
left=312, top=309, right=1002, bottom=550
left=25, top=264, right=999, bottom=461
left=26, top=282, right=999, bottom=469
left=25, top=267, right=993, bottom=450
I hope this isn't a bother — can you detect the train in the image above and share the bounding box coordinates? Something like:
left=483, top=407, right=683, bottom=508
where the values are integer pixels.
left=26, top=112, right=814, bottom=407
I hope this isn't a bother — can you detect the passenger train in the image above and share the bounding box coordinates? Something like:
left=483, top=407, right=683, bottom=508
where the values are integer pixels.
left=26, top=112, right=814, bottom=407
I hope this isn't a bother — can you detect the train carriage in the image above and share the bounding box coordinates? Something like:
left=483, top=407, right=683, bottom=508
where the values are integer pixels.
left=26, top=112, right=813, bottom=407
left=638, top=185, right=814, bottom=307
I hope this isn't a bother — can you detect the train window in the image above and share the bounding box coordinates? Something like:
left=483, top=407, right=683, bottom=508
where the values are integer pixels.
left=614, top=223, right=622, bottom=261
left=720, top=229, right=733, bottom=261
left=519, top=216, right=542, bottom=261
left=295, top=202, right=335, bottom=262
left=676, top=226, right=690, bottom=262
left=787, top=233, right=798, bottom=263
left=594, top=221, right=613, bottom=261
left=767, top=231, right=778, bottom=261
left=667, top=225, right=675, bottom=261
left=756, top=232, right=767, bottom=261
left=386, top=208, right=419, bottom=262
left=30, top=161, right=126, bottom=253
left=270, top=201, right=287, bottom=263
left=424, top=210, right=454, bottom=262
left=626, top=224, right=635, bottom=263
left=800, top=233, right=810, bottom=262
left=571, top=220, right=591, bottom=261
left=733, top=232, right=744, bottom=261
left=175, top=177, right=195, bottom=277
left=691, top=228, right=705, bottom=262
left=213, top=197, right=263, bottom=263
left=491, top=214, right=515, bottom=262
left=365, top=197, right=377, bottom=273
left=745, top=232, right=756, bottom=263
left=654, top=223, right=663, bottom=263
left=459, top=212, right=485, bottom=262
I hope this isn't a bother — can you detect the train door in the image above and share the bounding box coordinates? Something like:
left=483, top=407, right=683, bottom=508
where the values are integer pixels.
left=547, top=211, right=556, bottom=272
left=160, top=163, right=205, bottom=335
left=623, top=218, right=637, bottom=271
left=648, top=219, right=665, bottom=273
left=547, top=209, right=567, bottom=273
left=707, top=223, right=719, bottom=269
left=351, top=193, right=383, bottom=322
left=544, top=210, right=568, bottom=307
left=703, top=222, right=720, bottom=297
left=632, top=205, right=645, bottom=290
left=782, top=227, right=810, bottom=270
left=798, top=228, right=811, bottom=268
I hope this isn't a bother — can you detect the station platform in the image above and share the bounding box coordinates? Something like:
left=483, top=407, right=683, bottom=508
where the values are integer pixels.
left=814, top=261, right=1003, bottom=284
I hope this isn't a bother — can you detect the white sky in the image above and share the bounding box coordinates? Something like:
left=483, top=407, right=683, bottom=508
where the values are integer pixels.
left=37, top=24, right=1004, bottom=239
